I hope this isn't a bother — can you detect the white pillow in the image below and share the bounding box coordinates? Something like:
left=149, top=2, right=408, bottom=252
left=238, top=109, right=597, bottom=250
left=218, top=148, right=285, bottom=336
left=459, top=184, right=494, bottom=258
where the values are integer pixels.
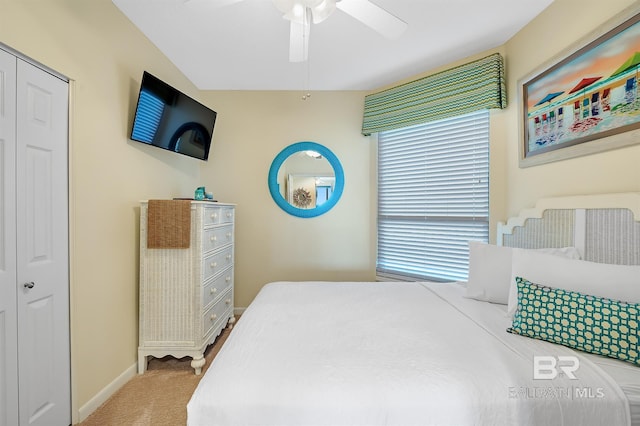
left=507, top=249, right=640, bottom=317
left=465, top=242, right=580, bottom=304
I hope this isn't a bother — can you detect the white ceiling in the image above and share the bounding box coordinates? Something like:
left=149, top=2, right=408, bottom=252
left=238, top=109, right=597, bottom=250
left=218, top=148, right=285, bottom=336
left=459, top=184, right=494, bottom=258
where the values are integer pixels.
left=112, top=0, right=554, bottom=91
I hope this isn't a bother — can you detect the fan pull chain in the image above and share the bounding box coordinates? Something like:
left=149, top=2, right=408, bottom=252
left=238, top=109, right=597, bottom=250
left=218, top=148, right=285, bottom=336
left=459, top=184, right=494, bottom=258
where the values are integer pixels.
left=302, top=6, right=312, bottom=100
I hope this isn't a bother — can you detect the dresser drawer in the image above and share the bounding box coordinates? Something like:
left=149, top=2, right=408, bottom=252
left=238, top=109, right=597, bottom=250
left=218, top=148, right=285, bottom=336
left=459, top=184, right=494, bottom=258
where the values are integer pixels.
left=202, top=289, right=233, bottom=338
left=203, top=206, right=235, bottom=227
left=202, top=268, right=233, bottom=308
left=202, top=246, right=233, bottom=281
left=203, top=206, right=222, bottom=226
left=203, top=225, right=233, bottom=253
left=220, top=207, right=234, bottom=224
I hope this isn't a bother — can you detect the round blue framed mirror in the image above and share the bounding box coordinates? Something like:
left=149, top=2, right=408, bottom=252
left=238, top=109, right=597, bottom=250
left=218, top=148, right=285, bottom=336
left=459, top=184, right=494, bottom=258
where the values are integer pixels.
left=268, top=141, right=344, bottom=218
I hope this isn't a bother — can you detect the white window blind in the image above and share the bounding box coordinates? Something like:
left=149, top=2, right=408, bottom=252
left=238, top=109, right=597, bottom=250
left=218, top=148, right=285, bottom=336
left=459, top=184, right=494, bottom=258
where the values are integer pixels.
left=377, top=109, right=489, bottom=282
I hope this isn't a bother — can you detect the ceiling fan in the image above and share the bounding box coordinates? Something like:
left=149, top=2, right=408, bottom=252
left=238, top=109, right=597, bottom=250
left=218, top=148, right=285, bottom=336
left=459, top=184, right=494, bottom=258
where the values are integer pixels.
left=186, top=0, right=407, bottom=62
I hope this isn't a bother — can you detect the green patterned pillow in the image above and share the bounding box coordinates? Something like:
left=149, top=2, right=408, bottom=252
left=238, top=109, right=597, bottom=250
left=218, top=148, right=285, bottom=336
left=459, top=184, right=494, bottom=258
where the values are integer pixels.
left=507, top=277, right=640, bottom=365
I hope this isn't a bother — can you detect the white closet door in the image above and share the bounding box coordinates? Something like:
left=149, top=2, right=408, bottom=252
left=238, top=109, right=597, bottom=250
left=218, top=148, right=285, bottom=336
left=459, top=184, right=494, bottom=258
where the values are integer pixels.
left=15, top=58, right=70, bottom=426
left=0, top=48, right=18, bottom=426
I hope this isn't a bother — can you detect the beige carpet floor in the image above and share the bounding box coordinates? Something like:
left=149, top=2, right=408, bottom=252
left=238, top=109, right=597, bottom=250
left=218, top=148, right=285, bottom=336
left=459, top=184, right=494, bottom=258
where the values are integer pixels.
left=77, top=323, right=234, bottom=426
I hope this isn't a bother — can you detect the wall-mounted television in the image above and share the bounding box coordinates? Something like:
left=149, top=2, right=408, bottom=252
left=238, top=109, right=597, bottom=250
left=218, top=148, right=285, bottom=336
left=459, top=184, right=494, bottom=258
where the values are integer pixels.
left=130, top=71, right=217, bottom=161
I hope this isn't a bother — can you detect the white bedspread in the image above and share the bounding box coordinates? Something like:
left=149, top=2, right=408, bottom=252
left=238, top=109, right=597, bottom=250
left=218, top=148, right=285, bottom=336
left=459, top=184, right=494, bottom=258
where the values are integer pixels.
left=187, top=281, right=631, bottom=426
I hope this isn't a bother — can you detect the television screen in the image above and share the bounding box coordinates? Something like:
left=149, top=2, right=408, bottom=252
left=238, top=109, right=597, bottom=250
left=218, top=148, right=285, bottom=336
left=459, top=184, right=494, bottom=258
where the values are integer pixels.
left=130, top=71, right=216, bottom=161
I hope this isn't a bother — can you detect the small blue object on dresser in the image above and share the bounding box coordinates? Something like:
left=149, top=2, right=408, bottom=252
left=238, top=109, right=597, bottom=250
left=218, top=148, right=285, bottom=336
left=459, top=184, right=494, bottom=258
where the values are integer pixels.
left=194, top=186, right=205, bottom=200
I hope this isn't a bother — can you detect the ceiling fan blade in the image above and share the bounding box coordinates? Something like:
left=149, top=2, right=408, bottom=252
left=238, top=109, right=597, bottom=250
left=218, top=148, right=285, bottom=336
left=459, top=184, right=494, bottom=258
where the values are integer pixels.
left=336, top=0, right=407, bottom=39
left=289, top=13, right=310, bottom=62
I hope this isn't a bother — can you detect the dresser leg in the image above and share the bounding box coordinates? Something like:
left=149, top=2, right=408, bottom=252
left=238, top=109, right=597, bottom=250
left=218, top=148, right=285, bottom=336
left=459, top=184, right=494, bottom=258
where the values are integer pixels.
left=228, top=315, right=236, bottom=329
left=191, top=355, right=206, bottom=375
left=138, top=353, right=148, bottom=374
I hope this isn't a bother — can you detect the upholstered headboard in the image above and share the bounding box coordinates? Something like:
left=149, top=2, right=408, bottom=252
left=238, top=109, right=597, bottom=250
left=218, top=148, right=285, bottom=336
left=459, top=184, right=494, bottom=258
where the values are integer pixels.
left=497, top=193, right=640, bottom=265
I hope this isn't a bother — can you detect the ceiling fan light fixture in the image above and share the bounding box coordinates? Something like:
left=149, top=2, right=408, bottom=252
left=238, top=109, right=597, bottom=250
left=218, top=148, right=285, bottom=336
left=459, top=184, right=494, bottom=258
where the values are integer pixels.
left=292, top=3, right=305, bottom=18
left=309, top=0, right=336, bottom=24
left=274, top=0, right=337, bottom=24
left=271, top=0, right=406, bottom=64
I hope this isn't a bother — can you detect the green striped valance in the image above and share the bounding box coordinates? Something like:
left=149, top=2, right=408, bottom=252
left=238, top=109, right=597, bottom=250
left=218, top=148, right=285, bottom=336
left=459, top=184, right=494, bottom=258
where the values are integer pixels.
left=361, top=53, right=506, bottom=135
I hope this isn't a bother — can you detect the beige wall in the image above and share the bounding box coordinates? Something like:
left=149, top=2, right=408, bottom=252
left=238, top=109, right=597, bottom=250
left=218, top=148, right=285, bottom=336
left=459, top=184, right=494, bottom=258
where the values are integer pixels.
left=502, top=0, right=640, bottom=218
left=376, top=0, right=640, bottom=235
left=198, top=91, right=375, bottom=309
left=4, top=0, right=640, bottom=422
left=1, top=0, right=207, bottom=420
left=1, top=0, right=374, bottom=420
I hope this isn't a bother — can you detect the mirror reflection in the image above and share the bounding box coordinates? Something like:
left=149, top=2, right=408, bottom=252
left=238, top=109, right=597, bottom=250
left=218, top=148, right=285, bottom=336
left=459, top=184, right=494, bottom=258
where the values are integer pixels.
left=276, top=150, right=336, bottom=209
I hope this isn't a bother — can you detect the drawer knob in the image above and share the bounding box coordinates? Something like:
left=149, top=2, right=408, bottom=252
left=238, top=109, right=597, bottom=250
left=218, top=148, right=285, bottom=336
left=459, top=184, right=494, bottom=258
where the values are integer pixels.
left=210, top=287, right=217, bottom=294
left=225, top=298, right=231, bottom=305
left=225, top=276, right=231, bottom=282
left=211, top=262, right=217, bottom=268
left=211, top=213, right=218, bottom=219
left=226, top=212, right=232, bottom=218
left=226, top=233, right=231, bottom=239
left=211, top=236, right=217, bottom=242
left=210, top=313, right=217, bottom=321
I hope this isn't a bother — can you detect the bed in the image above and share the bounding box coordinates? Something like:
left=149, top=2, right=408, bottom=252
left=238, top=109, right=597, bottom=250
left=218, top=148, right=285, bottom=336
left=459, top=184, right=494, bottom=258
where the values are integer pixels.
left=187, top=193, right=640, bottom=426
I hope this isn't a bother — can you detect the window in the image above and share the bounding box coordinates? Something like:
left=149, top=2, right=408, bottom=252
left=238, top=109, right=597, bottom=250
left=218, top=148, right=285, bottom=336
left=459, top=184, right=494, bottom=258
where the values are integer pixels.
left=316, top=186, right=333, bottom=206
left=376, top=109, right=489, bottom=282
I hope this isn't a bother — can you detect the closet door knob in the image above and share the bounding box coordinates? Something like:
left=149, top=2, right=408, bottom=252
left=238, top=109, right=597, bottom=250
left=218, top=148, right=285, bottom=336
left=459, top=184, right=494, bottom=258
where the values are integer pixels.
left=24, top=282, right=35, bottom=289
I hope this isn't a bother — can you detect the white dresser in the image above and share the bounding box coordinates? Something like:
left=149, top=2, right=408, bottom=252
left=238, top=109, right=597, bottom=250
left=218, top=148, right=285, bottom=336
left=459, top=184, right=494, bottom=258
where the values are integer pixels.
left=138, top=201, right=235, bottom=375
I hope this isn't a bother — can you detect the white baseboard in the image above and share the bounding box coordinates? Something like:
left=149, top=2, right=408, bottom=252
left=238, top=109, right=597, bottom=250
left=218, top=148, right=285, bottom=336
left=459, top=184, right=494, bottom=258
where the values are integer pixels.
left=75, top=310, right=247, bottom=423
left=76, top=362, right=137, bottom=423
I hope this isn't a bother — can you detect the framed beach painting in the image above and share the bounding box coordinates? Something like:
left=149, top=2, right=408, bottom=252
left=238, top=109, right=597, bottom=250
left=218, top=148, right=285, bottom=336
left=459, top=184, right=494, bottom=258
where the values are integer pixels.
left=519, top=4, right=640, bottom=167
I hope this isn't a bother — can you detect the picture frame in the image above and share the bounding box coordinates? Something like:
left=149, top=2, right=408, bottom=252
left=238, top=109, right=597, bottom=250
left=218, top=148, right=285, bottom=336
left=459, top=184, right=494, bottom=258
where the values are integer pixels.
left=518, top=4, right=640, bottom=168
